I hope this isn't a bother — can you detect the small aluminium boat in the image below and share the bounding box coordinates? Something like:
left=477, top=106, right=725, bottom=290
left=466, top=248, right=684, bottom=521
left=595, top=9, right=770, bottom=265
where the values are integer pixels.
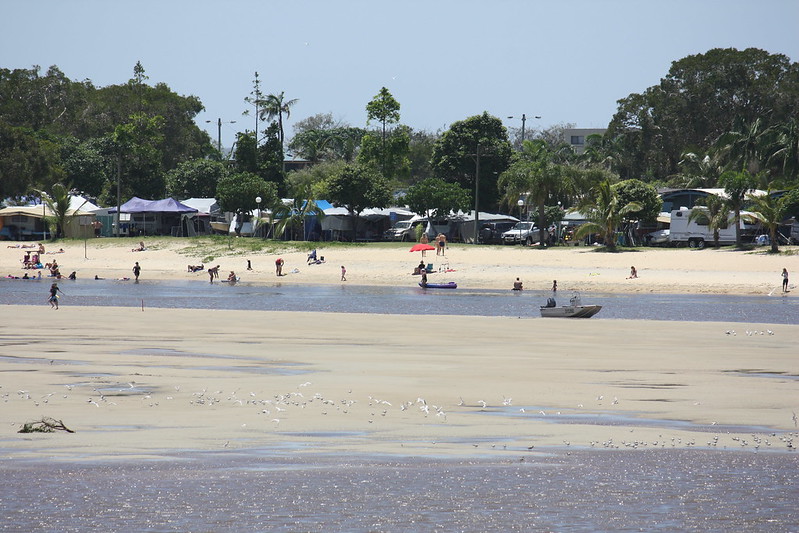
left=419, top=281, right=457, bottom=289
left=540, top=293, right=601, bottom=318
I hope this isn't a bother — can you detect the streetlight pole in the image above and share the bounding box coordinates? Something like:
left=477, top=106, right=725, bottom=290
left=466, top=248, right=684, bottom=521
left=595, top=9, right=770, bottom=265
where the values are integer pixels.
left=473, top=143, right=482, bottom=245
left=507, top=114, right=541, bottom=146
left=255, top=196, right=262, bottom=239
left=206, top=118, right=236, bottom=154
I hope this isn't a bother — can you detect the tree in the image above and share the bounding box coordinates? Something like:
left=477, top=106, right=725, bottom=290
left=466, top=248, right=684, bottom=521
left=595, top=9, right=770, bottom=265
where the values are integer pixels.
left=715, top=117, right=768, bottom=174
left=674, top=150, right=724, bottom=188
left=765, top=118, right=799, bottom=182
left=165, top=159, right=229, bottom=199
left=718, top=169, right=758, bottom=247
left=357, top=125, right=411, bottom=183
left=431, top=112, right=512, bottom=212
left=323, top=163, right=392, bottom=240
left=687, top=194, right=729, bottom=248
left=606, top=48, right=799, bottom=181
left=365, top=87, right=400, bottom=147
left=60, top=137, right=112, bottom=198
left=40, top=182, right=79, bottom=239
left=272, top=183, right=325, bottom=241
left=242, top=72, right=265, bottom=142
left=746, top=189, right=792, bottom=253
left=216, top=172, right=278, bottom=236
left=574, top=180, right=642, bottom=251
left=403, top=177, right=470, bottom=219
left=498, top=139, right=565, bottom=246
left=260, top=91, right=298, bottom=148
left=111, top=113, right=165, bottom=200
left=612, top=179, right=661, bottom=223
left=0, top=122, right=63, bottom=200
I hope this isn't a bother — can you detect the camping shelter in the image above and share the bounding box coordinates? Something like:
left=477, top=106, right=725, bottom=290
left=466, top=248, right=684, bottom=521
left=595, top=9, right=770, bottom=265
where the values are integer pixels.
left=109, top=197, right=198, bottom=236
left=0, top=202, right=97, bottom=240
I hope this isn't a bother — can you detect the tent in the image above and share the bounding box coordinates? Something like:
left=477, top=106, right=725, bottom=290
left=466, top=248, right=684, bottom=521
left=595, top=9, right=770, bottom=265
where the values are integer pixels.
left=108, top=197, right=197, bottom=236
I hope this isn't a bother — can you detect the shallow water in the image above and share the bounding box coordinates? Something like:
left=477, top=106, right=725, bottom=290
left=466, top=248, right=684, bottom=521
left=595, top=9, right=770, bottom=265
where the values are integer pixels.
left=2, top=278, right=797, bottom=324
left=1, top=450, right=796, bottom=532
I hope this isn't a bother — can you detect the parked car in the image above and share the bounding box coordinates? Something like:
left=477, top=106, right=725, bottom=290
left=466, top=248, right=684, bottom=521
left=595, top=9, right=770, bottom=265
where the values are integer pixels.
left=502, top=222, right=539, bottom=245
left=383, top=220, right=417, bottom=241
left=644, top=229, right=670, bottom=246
left=479, top=221, right=516, bottom=244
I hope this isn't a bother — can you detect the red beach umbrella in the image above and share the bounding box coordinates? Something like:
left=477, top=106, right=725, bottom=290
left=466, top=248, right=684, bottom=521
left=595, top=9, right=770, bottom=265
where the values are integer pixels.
left=409, top=243, right=436, bottom=253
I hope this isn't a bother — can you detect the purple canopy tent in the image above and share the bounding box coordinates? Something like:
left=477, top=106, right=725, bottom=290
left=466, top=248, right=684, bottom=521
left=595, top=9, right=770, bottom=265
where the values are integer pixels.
left=109, top=197, right=198, bottom=236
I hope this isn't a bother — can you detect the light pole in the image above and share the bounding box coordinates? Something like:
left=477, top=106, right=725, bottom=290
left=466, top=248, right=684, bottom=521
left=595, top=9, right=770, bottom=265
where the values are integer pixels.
left=206, top=118, right=237, bottom=154
left=507, top=114, right=541, bottom=145
left=255, top=196, right=262, bottom=238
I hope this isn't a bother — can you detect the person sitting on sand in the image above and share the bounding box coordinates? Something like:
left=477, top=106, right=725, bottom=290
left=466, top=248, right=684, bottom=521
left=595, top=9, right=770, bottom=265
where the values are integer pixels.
left=227, top=271, right=237, bottom=283
left=414, top=260, right=426, bottom=275
left=307, top=249, right=317, bottom=264
left=628, top=266, right=638, bottom=279
left=132, top=241, right=145, bottom=252
left=512, top=277, right=523, bottom=291
left=68, top=271, right=76, bottom=280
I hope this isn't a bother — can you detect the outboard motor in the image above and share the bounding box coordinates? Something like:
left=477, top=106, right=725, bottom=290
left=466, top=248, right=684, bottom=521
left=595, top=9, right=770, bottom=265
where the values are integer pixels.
left=546, top=297, right=556, bottom=308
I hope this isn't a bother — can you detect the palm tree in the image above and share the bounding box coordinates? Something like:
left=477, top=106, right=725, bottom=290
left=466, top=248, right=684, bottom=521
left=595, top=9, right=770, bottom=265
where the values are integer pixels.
left=687, top=194, right=728, bottom=248
left=715, top=117, right=767, bottom=174
left=40, top=183, right=83, bottom=239
left=498, top=140, right=565, bottom=246
left=272, top=184, right=325, bottom=241
left=574, top=180, right=641, bottom=252
left=718, top=169, right=757, bottom=247
left=765, top=119, right=799, bottom=182
left=746, top=188, right=791, bottom=253
left=260, top=91, right=299, bottom=148
left=677, top=150, right=724, bottom=188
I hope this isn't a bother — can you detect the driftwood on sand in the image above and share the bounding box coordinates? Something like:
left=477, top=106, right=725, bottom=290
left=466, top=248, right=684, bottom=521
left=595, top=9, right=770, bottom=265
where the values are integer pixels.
left=18, top=417, right=75, bottom=433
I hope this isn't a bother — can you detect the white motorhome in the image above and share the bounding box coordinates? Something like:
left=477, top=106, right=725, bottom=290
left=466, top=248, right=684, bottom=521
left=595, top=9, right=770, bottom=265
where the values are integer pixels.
left=668, top=208, right=748, bottom=248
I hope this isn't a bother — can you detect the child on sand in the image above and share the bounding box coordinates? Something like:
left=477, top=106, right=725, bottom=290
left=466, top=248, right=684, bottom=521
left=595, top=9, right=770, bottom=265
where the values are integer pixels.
left=340, top=265, right=346, bottom=281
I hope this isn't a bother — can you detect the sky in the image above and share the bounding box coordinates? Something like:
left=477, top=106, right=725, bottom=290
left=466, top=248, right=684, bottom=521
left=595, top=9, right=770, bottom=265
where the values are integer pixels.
left=3, top=0, right=798, bottom=151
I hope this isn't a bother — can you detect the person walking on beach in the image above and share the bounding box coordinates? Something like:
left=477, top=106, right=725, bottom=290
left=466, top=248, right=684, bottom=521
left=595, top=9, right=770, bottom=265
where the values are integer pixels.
left=48, top=282, right=63, bottom=309
left=782, top=268, right=789, bottom=293
left=132, top=261, right=141, bottom=281
left=552, top=280, right=557, bottom=292
left=420, top=233, right=429, bottom=257
left=340, top=265, right=347, bottom=281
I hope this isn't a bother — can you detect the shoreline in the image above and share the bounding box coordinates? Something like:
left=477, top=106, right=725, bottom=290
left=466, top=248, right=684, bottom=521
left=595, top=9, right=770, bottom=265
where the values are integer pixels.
left=2, top=238, right=796, bottom=296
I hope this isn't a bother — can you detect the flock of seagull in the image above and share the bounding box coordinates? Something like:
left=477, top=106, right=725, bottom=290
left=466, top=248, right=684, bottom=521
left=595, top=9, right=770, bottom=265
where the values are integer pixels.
left=4, top=378, right=797, bottom=454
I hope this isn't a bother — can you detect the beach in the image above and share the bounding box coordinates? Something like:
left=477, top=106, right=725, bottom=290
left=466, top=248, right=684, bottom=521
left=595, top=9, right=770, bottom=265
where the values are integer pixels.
left=3, top=239, right=798, bottom=530
left=2, top=239, right=798, bottom=460
left=2, top=237, right=796, bottom=295
left=1, top=303, right=797, bottom=460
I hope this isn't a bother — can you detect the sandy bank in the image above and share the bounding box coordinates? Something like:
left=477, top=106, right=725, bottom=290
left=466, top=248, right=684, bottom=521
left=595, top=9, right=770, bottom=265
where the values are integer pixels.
left=2, top=238, right=796, bottom=295
left=1, top=306, right=797, bottom=460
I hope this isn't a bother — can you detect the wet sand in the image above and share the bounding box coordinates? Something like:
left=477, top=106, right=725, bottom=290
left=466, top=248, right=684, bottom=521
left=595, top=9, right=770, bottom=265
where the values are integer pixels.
left=2, top=305, right=797, bottom=461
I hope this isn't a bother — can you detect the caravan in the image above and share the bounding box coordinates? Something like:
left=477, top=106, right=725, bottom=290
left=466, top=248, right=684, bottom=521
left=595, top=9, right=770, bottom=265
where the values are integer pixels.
left=668, top=208, right=753, bottom=248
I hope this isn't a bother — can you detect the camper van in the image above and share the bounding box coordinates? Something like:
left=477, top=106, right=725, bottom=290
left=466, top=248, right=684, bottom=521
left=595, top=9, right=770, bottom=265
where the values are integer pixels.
left=668, top=208, right=750, bottom=248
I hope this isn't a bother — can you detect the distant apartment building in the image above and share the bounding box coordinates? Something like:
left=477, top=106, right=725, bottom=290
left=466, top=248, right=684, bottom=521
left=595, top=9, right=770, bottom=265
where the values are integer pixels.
left=564, top=128, right=606, bottom=154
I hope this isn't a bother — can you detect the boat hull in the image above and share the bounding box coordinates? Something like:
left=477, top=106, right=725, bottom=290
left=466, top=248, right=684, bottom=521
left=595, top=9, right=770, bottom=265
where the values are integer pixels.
left=419, top=282, right=457, bottom=289
left=540, top=305, right=602, bottom=318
